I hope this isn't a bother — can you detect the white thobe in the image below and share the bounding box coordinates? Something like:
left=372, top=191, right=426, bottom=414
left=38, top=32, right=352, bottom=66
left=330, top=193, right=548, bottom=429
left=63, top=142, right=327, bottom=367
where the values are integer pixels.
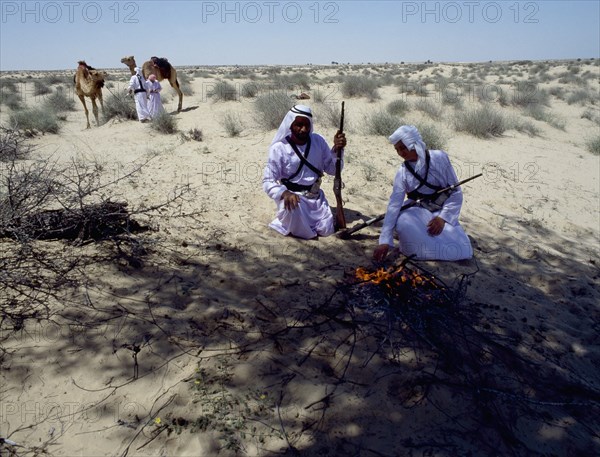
left=128, top=74, right=150, bottom=122
left=263, top=134, right=342, bottom=239
left=379, top=150, right=473, bottom=260
left=147, top=80, right=164, bottom=117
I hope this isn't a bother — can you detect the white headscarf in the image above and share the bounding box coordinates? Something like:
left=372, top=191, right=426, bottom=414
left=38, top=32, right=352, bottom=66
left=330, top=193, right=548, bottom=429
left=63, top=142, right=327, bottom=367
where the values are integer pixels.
left=270, top=105, right=313, bottom=146
left=134, top=66, right=142, bottom=76
left=389, top=125, right=427, bottom=173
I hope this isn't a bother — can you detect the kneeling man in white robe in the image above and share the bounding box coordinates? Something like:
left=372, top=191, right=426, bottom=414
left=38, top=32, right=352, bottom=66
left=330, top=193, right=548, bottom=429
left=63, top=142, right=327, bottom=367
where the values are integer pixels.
left=263, top=105, right=346, bottom=239
left=373, top=125, right=473, bottom=261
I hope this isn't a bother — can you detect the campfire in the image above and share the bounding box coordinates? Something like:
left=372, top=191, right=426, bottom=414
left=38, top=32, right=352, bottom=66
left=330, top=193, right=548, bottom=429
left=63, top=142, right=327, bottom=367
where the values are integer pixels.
left=351, top=262, right=452, bottom=311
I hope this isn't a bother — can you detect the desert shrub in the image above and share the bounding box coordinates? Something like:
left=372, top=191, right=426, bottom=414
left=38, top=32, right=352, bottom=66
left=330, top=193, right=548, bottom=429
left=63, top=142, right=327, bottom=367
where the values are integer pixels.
left=193, top=70, right=214, bottom=78
left=586, top=135, right=600, bottom=155
left=286, top=73, right=311, bottom=91
left=0, top=126, right=34, bottom=161
left=173, top=73, right=194, bottom=96
left=220, top=111, right=243, bottom=137
left=360, top=162, right=377, bottom=181
left=103, top=92, right=137, bottom=121
left=1, top=91, right=23, bottom=110
left=523, top=105, right=566, bottom=130
left=43, top=88, right=76, bottom=113
left=241, top=82, right=259, bottom=98
left=150, top=112, right=178, bottom=134
left=341, top=75, right=380, bottom=101
left=386, top=99, right=409, bottom=116
left=210, top=80, right=238, bottom=101
left=397, top=80, right=428, bottom=97
left=558, top=73, right=586, bottom=86
left=33, top=80, right=52, bottom=96
left=312, top=88, right=326, bottom=103
left=9, top=107, right=61, bottom=134
left=415, top=123, right=447, bottom=150
left=181, top=127, right=203, bottom=142
left=254, top=91, right=292, bottom=130
left=581, top=108, right=600, bottom=124
left=414, top=98, right=443, bottom=120
left=508, top=116, right=542, bottom=137
left=47, top=75, right=71, bottom=85
left=510, top=83, right=550, bottom=107
left=0, top=79, right=19, bottom=93
left=316, top=102, right=342, bottom=129
left=0, top=143, right=194, bottom=326
left=567, top=90, right=594, bottom=105
left=365, top=110, right=401, bottom=136
left=453, top=105, right=507, bottom=138
left=548, top=86, right=566, bottom=100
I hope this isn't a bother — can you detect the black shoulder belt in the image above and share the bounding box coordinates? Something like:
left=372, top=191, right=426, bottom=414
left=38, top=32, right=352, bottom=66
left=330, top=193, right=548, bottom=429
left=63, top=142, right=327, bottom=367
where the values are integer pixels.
left=134, top=75, right=146, bottom=94
left=281, top=136, right=323, bottom=191
left=404, top=150, right=444, bottom=201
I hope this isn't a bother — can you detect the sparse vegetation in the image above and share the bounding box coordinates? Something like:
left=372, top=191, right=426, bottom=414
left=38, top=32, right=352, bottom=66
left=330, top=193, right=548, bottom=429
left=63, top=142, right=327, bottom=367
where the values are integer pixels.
left=150, top=112, right=178, bottom=134
left=210, top=80, right=238, bottom=102
left=586, top=135, right=600, bottom=155
left=523, top=105, right=566, bottom=130
left=103, top=91, right=137, bottom=121
left=42, top=88, right=76, bottom=113
left=254, top=91, right=293, bottom=130
left=386, top=99, right=409, bottom=116
left=361, top=162, right=377, bottom=181
left=0, top=126, right=34, bottom=161
left=33, top=80, right=52, bottom=96
left=416, top=123, right=447, bottom=150
left=316, top=102, right=342, bottom=129
left=341, top=75, right=380, bottom=101
left=241, top=82, right=259, bottom=98
left=567, top=89, right=594, bottom=105
left=220, top=111, right=243, bottom=137
left=454, top=105, right=507, bottom=138
left=508, top=115, right=542, bottom=137
left=414, top=98, right=443, bottom=120
left=9, top=107, right=61, bottom=134
left=0, top=90, right=23, bottom=110
left=181, top=127, right=203, bottom=142
left=365, top=110, right=402, bottom=136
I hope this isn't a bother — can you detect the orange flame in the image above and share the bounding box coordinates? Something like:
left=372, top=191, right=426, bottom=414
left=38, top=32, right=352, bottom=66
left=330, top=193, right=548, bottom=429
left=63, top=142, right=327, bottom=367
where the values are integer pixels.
left=355, top=266, right=438, bottom=290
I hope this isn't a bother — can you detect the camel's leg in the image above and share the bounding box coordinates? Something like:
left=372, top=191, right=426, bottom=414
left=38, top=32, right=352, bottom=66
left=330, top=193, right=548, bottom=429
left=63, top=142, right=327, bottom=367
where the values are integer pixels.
left=98, top=90, right=105, bottom=118
left=170, top=77, right=183, bottom=112
left=78, top=94, right=91, bottom=129
left=91, top=97, right=100, bottom=127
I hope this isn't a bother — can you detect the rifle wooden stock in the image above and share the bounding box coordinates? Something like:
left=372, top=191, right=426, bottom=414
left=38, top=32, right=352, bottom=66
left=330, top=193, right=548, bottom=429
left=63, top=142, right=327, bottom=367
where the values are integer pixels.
left=337, top=173, right=483, bottom=239
left=333, top=101, right=346, bottom=230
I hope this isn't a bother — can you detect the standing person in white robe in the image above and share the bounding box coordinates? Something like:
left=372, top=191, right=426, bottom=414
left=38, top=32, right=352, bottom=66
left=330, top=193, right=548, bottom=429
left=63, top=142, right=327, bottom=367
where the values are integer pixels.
left=263, top=105, right=346, bottom=239
left=127, top=67, right=150, bottom=123
left=373, top=125, right=473, bottom=261
left=146, top=74, right=164, bottom=117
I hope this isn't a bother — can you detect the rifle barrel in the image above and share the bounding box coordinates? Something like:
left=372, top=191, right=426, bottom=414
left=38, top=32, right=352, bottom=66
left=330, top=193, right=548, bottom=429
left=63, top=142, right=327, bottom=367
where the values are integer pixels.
left=338, top=173, right=483, bottom=239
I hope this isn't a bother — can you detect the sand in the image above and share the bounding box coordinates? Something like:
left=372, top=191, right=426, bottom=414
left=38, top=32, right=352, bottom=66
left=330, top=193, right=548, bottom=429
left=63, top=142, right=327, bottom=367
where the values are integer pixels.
left=0, top=60, right=599, bottom=456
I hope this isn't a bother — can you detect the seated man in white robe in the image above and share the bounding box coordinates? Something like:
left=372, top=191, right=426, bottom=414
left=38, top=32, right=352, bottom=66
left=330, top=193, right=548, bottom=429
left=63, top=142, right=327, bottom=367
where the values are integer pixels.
left=373, top=125, right=473, bottom=261
left=263, top=105, right=346, bottom=239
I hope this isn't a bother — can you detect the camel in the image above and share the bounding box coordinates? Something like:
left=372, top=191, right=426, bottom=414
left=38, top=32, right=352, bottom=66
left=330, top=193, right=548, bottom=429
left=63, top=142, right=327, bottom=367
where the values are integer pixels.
left=120, top=56, right=183, bottom=112
left=74, top=61, right=107, bottom=129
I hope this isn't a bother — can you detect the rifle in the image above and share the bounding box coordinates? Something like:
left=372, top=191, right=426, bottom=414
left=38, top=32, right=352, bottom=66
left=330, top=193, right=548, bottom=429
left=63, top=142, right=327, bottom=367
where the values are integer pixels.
left=333, top=101, right=346, bottom=230
left=337, top=173, right=483, bottom=239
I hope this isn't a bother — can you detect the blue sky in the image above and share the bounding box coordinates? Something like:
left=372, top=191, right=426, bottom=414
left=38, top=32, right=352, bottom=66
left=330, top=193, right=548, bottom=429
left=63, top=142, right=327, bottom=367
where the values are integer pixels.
left=1, top=1, right=599, bottom=70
